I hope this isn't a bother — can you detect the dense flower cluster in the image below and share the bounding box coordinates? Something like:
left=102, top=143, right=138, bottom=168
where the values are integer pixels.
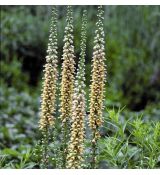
left=60, top=6, right=75, bottom=124
left=89, top=6, right=105, bottom=135
left=39, top=7, right=58, bottom=131
left=60, top=6, right=76, bottom=167
left=66, top=10, right=87, bottom=169
left=38, top=5, right=106, bottom=169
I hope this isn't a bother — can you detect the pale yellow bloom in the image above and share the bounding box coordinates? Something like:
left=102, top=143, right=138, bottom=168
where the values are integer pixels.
left=39, top=8, right=58, bottom=130
left=60, top=6, right=75, bottom=124
left=66, top=10, right=87, bottom=169
left=60, top=6, right=76, bottom=168
left=89, top=5, right=106, bottom=139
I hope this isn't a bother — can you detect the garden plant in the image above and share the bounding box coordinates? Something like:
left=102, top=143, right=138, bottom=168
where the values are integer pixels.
left=0, top=5, right=160, bottom=169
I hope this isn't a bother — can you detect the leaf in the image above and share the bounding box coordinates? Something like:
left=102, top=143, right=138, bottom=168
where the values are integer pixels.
left=24, top=162, right=37, bottom=169
left=2, top=148, right=21, bottom=157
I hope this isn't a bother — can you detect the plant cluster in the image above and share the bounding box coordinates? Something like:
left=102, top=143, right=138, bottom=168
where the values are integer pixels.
left=38, top=5, right=106, bottom=169
left=1, top=5, right=160, bottom=170
left=98, top=108, right=160, bottom=168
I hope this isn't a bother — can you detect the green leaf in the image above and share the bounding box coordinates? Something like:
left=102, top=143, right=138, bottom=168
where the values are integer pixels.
left=2, top=148, right=21, bottom=157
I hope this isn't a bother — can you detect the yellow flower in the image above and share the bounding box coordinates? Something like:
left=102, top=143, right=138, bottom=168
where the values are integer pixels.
left=89, top=6, right=106, bottom=168
left=66, top=10, right=87, bottom=169
left=60, top=6, right=75, bottom=124
left=66, top=93, right=86, bottom=168
left=60, top=6, right=76, bottom=168
left=89, top=5, right=106, bottom=138
left=39, top=7, right=58, bottom=131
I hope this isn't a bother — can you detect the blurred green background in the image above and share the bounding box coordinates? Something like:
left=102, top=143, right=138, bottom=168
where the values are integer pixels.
left=0, top=6, right=160, bottom=168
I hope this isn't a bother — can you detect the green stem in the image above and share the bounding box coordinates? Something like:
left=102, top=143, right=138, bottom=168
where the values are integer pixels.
left=91, top=129, right=98, bottom=169
left=41, top=126, right=49, bottom=168
left=61, top=120, right=69, bottom=168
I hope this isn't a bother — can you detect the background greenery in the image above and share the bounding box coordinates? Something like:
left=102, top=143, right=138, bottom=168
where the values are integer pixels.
left=0, top=5, right=160, bottom=168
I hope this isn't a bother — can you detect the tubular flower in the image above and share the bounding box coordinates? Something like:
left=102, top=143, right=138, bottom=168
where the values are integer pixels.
left=66, top=10, right=87, bottom=169
left=89, top=6, right=106, bottom=167
left=60, top=6, right=76, bottom=167
left=39, top=7, right=58, bottom=131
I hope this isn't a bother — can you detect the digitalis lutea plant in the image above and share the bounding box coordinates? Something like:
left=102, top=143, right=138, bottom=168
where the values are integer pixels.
left=60, top=6, right=76, bottom=168
left=89, top=6, right=106, bottom=168
left=39, top=7, right=58, bottom=168
left=37, top=5, right=106, bottom=169
left=66, top=10, right=87, bottom=169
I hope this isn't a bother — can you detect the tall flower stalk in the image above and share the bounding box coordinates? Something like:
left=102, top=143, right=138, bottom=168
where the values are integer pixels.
left=89, top=6, right=106, bottom=168
left=39, top=6, right=58, bottom=168
left=66, top=10, right=87, bottom=169
left=60, top=6, right=76, bottom=168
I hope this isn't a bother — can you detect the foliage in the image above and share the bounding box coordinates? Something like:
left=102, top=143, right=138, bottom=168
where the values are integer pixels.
left=0, top=84, right=160, bottom=168
left=0, top=6, right=49, bottom=59
left=1, top=6, right=160, bottom=107
left=105, top=6, right=160, bottom=110
left=0, top=58, right=29, bottom=91
left=0, top=84, right=39, bottom=168
left=0, top=5, right=160, bottom=169
left=98, top=108, right=160, bottom=168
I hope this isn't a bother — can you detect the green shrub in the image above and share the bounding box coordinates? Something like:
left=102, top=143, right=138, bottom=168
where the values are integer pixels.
left=99, top=108, right=160, bottom=168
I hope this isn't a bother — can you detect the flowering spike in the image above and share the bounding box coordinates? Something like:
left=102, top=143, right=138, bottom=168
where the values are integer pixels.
left=38, top=6, right=58, bottom=168
left=39, top=6, right=58, bottom=131
left=66, top=10, right=87, bottom=169
left=89, top=5, right=106, bottom=168
left=60, top=5, right=76, bottom=168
